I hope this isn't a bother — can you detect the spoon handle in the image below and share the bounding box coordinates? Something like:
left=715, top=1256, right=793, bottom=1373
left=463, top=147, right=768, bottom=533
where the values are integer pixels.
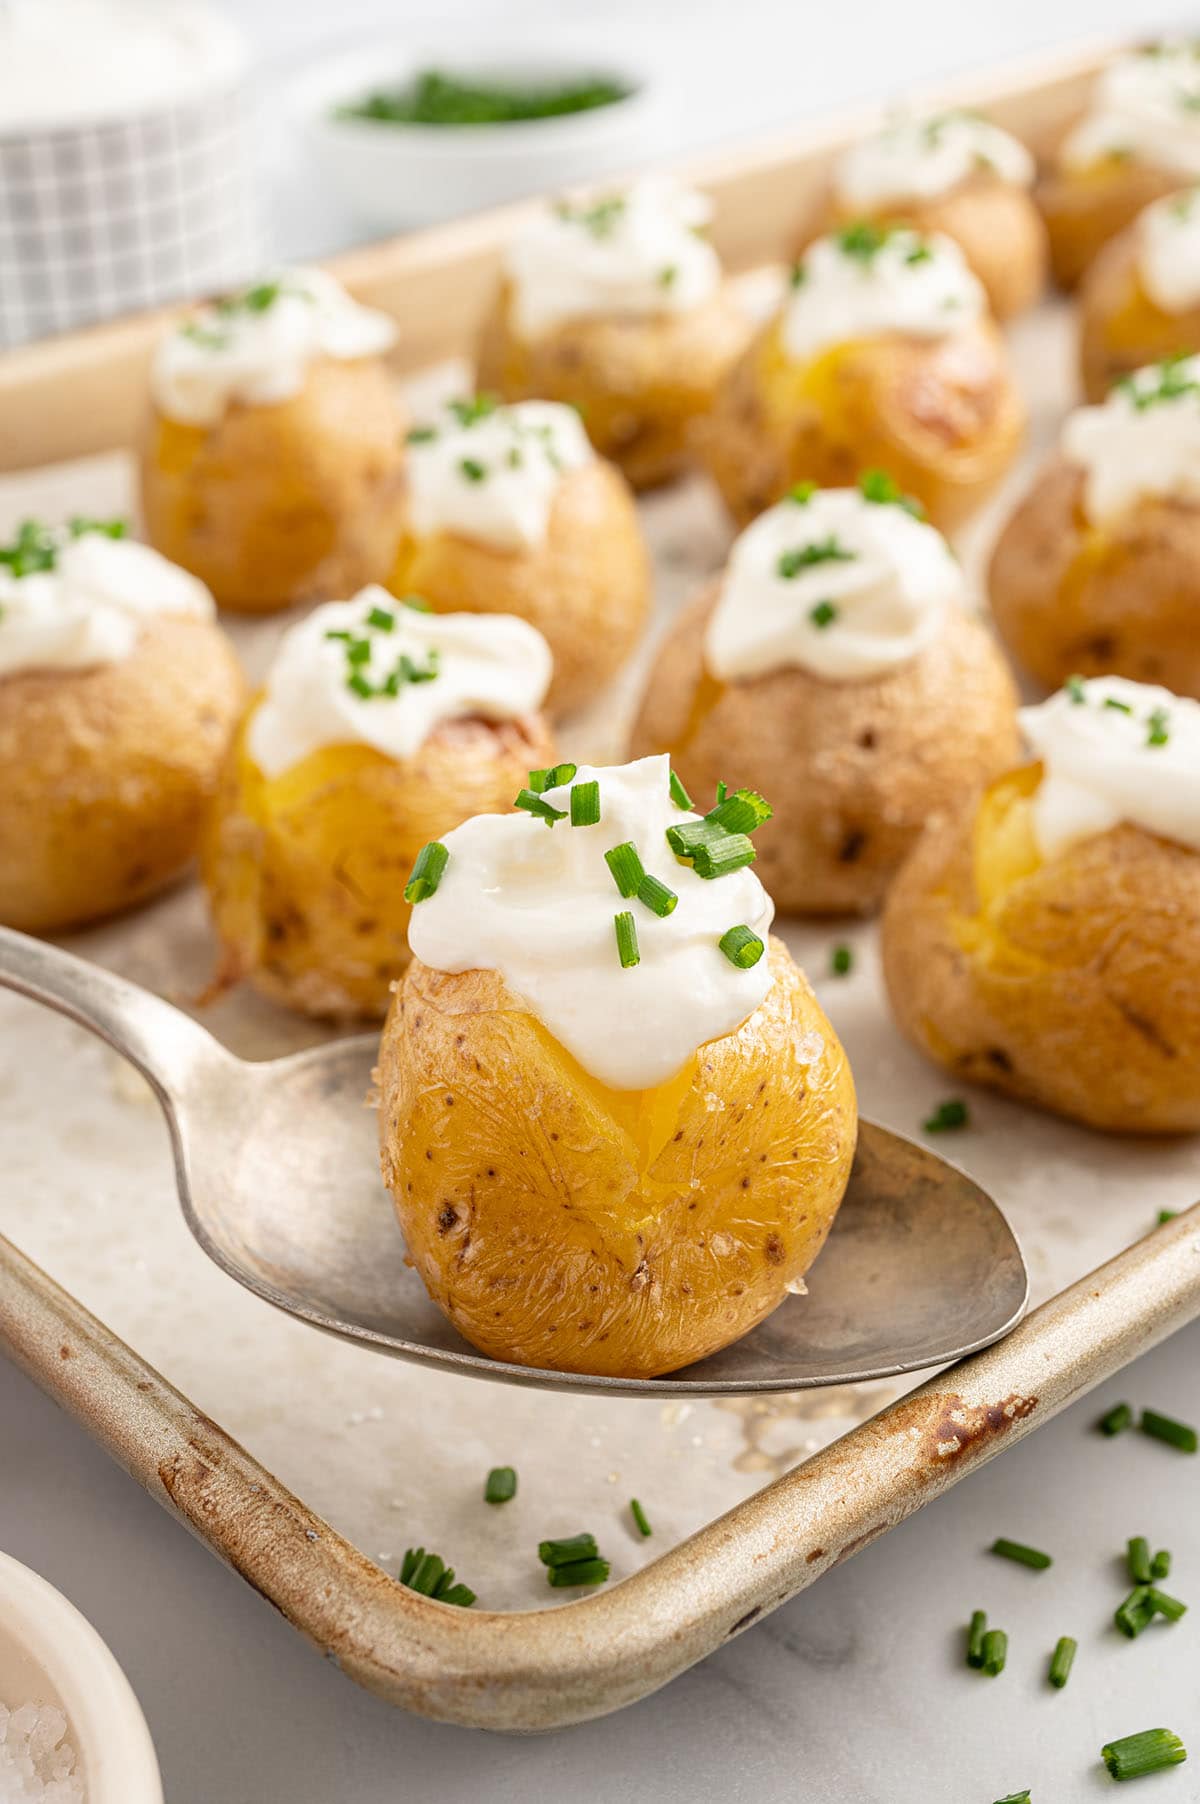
left=0, top=926, right=227, bottom=1101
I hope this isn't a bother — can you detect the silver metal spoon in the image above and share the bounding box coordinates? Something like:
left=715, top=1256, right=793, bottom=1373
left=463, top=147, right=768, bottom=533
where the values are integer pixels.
left=0, top=926, right=1027, bottom=1397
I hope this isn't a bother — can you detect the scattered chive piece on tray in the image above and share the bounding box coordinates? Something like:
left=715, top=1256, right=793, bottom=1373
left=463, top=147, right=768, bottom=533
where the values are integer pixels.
left=1114, top=1586, right=1156, bottom=1639
left=1099, top=1403, right=1134, bottom=1437
left=980, top=1628, right=1007, bottom=1676
left=484, top=1466, right=517, bottom=1505
left=924, top=1098, right=969, bottom=1133
left=1128, top=1537, right=1152, bottom=1584
left=993, top=1793, right=1031, bottom=1803
left=1048, top=1636, right=1076, bottom=1690
left=830, top=943, right=853, bottom=977
left=1157, top=1209, right=1178, bottom=1225
left=1151, top=1549, right=1172, bottom=1580
left=990, top=1538, right=1052, bottom=1571
left=630, top=1499, right=652, bottom=1538
left=547, top=1558, right=610, bottom=1589
left=538, top=1533, right=599, bottom=1568
left=1139, top=1409, right=1198, bottom=1453
left=966, top=1609, right=988, bottom=1669
left=1101, top=1729, right=1187, bottom=1781
left=399, top=1547, right=476, bottom=1608
left=1146, top=1587, right=1187, bottom=1623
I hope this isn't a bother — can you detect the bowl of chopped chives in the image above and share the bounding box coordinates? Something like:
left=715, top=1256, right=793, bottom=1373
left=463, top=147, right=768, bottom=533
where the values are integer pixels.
left=293, top=42, right=667, bottom=230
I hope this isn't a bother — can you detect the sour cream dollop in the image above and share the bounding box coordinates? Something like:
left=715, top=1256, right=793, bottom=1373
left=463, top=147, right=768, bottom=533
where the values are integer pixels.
left=704, top=486, right=963, bottom=683
left=834, top=111, right=1034, bottom=210
left=1137, top=188, right=1200, bottom=311
left=247, top=589, right=550, bottom=778
left=406, top=399, right=593, bottom=551
left=504, top=181, right=722, bottom=339
left=407, top=754, right=776, bottom=1090
left=1062, top=42, right=1200, bottom=177
left=153, top=266, right=398, bottom=427
left=1061, top=357, right=1200, bottom=522
left=1021, top=677, right=1200, bottom=859
left=0, top=525, right=213, bottom=676
left=782, top=226, right=986, bottom=364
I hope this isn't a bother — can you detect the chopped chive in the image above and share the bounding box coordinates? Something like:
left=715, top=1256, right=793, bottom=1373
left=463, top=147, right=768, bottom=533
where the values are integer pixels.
left=1146, top=707, right=1171, bottom=748
left=459, top=456, right=487, bottom=483
left=1065, top=673, right=1087, bottom=704
left=605, top=842, right=645, bottom=898
left=404, top=840, right=449, bottom=904
left=967, top=1609, right=988, bottom=1668
left=714, top=780, right=727, bottom=803
left=406, top=424, right=437, bottom=444
left=1048, top=1636, right=1076, bottom=1689
left=993, top=1794, right=1030, bottom=1804
left=399, top=1547, right=476, bottom=1607
left=401, top=594, right=433, bottom=612
left=1140, top=1409, right=1198, bottom=1453
left=346, top=638, right=373, bottom=665
left=1115, top=1586, right=1156, bottom=1638
left=858, top=467, right=924, bottom=516
left=570, top=780, right=600, bottom=826
left=347, top=670, right=374, bottom=698
left=547, top=1558, right=610, bottom=1588
left=980, top=1628, right=1007, bottom=1675
left=1104, top=696, right=1133, bottom=713
left=324, top=628, right=353, bottom=641
left=1157, top=1208, right=1178, bottom=1225
left=809, top=599, right=838, bottom=629
left=665, top=820, right=711, bottom=857
left=614, top=911, right=640, bottom=969
left=1128, top=1537, right=1152, bottom=1584
left=691, top=832, right=757, bottom=880
left=367, top=605, right=395, bottom=631
left=830, top=943, right=853, bottom=977
left=707, top=787, right=773, bottom=835
left=1101, top=1729, right=1187, bottom=1780
left=484, top=1466, right=517, bottom=1505
left=719, top=925, right=765, bottom=969
left=924, top=1098, right=969, bottom=1133
left=528, top=761, right=578, bottom=793
left=538, top=1533, right=599, bottom=1568
left=990, top=1538, right=1052, bottom=1571
left=1146, top=1586, right=1187, bottom=1623
left=668, top=768, right=694, bottom=810
left=1152, top=1549, right=1172, bottom=1580
left=630, top=1499, right=652, bottom=1538
left=515, top=788, right=567, bottom=827
left=1099, top=1402, right=1134, bottom=1437
left=637, top=874, right=677, bottom=917
left=788, top=480, right=818, bottom=503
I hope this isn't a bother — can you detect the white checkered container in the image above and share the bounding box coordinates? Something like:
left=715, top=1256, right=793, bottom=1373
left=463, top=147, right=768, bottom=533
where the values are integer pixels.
left=0, top=3, right=258, bottom=349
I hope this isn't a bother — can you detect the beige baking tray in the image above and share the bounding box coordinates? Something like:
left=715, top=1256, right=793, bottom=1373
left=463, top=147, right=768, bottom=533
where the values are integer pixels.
left=2, top=31, right=1199, bottom=1734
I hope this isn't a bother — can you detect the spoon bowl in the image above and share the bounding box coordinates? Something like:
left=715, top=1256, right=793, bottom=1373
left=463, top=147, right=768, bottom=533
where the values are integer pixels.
left=0, top=928, right=1028, bottom=1396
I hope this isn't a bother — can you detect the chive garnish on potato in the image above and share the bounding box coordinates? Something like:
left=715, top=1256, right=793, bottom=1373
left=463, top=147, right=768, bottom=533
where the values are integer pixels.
left=404, top=841, right=449, bottom=904
left=605, top=842, right=645, bottom=898
left=529, top=762, right=577, bottom=793
left=614, top=911, right=640, bottom=969
left=515, top=787, right=567, bottom=827
left=570, top=780, right=601, bottom=826
left=719, top=925, right=765, bottom=969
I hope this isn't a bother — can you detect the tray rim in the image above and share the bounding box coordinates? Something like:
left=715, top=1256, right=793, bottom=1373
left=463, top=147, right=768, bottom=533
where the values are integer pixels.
left=0, top=26, right=1190, bottom=1732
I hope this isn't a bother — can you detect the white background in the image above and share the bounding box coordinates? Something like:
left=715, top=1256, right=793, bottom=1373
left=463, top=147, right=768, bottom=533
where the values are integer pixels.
left=6, top=4, right=1200, bottom=1801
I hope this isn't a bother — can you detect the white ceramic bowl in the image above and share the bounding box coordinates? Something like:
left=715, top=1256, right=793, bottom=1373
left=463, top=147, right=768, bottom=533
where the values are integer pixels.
left=295, top=43, right=669, bottom=232
left=0, top=1551, right=162, bottom=1803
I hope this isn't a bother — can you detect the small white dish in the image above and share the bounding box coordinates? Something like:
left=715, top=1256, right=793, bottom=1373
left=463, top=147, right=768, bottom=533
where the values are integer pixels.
left=0, top=1551, right=162, bottom=1804
left=294, top=42, right=669, bottom=232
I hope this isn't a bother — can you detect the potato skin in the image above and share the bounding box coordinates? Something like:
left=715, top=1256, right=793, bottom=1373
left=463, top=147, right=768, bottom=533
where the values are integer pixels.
left=377, top=938, right=857, bottom=1378
left=475, top=282, right=752, bottom=490
left=0, top=618, right=244, bottom=934
left=140, top=356, right=407, bottom=613
left=1079, top=224, right=1200, bottom=401
left=388, top=461, right=651, bottom=719
left=629, top=583, right=1020, bottom=915
left=699, top=317, right=1024, bottom=534
left=882, top=764, right=1200, bottom=1133
left=802, top=174, right=1048, bottom=321
left=989, top=453, right=1200, bottom=701
left=202, top=707, right=555, bottom=1020
left=1036, top=155, right=1181, bottom=291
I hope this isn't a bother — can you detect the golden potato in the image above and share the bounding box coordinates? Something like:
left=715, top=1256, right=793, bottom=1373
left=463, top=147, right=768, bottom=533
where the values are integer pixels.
left=804, top=173, right=1048, bottom=321
left=629, top=584, right=1020, bottom=915
left=1035, top=155, right=1180, bottom=291
left=0, top=618, right=243, bottom=934
left=202, top=706, right=555, bottom=1019
left=1079, top=223, right=1200, bottom=400
left=699, top=317, right=1024, bottom=534
left=140, top=356, right=407, bottom=613
left=475, top=282, right=751, bottom=490
left=388, top=461, right=651, bottom=719
left=377, top=938, right=857, bottom=1378
left=988, top=453, right=1200, bottom=701
left=882, top=763, right=1200, bottom=1133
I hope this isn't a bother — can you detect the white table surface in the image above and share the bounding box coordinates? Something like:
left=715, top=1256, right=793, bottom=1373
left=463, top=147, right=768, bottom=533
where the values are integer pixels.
left=6, top=3, right=1200, bottom=1800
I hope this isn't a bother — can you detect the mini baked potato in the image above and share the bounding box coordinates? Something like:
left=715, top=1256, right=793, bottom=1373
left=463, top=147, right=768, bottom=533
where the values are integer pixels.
left=700, top=229, right=1024, bottom=532
left=1078, top=194, right=1200, bottom=401
left=1036, top=156, right=1179, bottom=293
left=1, top=615, right=243, bottom=934
left=629, top=585, right=1019, bottom=917
left=388, top=404, right=651, bottom=719
left=378, top=937, right=857, bottom=1378
left=881, top=760, right=1200, bottom=1134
